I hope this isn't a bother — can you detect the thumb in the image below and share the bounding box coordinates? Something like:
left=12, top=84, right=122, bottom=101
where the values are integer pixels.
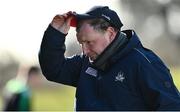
left=60, top=16, right=73, bottom=34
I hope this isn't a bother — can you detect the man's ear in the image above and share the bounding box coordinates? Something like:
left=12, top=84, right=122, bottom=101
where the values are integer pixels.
left=107, top=27, right=117, bottom=42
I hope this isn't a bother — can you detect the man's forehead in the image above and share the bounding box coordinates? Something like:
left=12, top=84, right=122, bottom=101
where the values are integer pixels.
left=78, top=23, right=94, bottom=33
left=76, top=24, right=96, bottom=41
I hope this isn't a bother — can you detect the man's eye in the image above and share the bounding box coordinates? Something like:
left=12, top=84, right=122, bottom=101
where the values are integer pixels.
left=87, top=41, right=93, bottom=45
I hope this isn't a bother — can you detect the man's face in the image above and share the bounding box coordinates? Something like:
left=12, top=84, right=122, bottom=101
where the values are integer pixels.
left=76, top=23, right=112, bottom=61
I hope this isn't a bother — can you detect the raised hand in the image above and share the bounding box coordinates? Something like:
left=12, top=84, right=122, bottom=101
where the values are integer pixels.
left=51, top=11, right=73, bottom=34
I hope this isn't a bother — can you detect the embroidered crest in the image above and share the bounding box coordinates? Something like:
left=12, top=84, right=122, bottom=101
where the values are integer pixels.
left=115, top=71, right=125, bottom=82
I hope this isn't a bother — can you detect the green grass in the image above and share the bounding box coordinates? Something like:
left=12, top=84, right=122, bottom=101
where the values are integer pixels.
left=0, top=85, right=76, bottom=111
left=32, top=86, right=75, bottom=111
left=171, top=67, right=180, bottom=90
left=0, top=96, right=2, bottom=110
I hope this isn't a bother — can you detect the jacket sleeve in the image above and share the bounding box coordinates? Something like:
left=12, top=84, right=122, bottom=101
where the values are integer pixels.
left=39, top=25, right=82, bottom=87
left=137, top=56, right=180, bottom=110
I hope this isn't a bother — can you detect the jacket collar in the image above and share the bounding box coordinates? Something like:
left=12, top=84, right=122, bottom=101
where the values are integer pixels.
left=92, top=31, right=129, bottom=71
left=92, top=30, right=142, bottom=71
left=111, top=30, right=142, bottom=63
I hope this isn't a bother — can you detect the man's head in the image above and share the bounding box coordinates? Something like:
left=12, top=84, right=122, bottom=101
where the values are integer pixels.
left=28, top=66, right=40, bottom=76
left=73, top=6, right=123, bottom=61
left=27, top=66, right=41, bottom=86
left=27, top=66, right=40, bottom=81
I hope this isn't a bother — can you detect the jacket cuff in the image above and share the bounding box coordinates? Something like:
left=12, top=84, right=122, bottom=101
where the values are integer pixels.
left=42, top=24, right=67, bottom=50
left=46, top=24, right=67, bottom=38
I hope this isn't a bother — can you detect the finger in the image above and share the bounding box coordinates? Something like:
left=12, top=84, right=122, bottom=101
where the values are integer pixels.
left=66, top=16, right=73, bottom=26
left=52, top=15, right=65, bottom=24
left=62, top=11, right=74, bottom=19
left=67, top=11, right=73, bottom=15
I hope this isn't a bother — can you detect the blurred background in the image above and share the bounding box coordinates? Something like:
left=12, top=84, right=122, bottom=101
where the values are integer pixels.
left=0, top=0, right=180, bottom=111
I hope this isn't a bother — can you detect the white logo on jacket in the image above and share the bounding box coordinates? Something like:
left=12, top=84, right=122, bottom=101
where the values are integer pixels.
left=115, top=71, right=125, bottom=82
left=85, top=67, right=97, bottom=77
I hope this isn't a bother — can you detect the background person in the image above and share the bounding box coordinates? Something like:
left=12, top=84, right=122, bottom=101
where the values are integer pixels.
left=2, top=65, right=40, bottom=111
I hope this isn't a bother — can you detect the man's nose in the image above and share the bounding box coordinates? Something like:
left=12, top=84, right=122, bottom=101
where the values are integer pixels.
left=82, top=44, right=90, bottom=55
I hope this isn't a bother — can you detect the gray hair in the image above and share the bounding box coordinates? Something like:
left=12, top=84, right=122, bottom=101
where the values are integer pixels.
left=76, top=18, right=119, bottom=33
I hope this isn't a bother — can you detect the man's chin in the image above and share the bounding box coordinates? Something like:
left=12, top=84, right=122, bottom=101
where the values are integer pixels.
left=89, top=56, right=97, bottom=63
left=88, top=55, right=98, bottom=62
left=89, top=58, right=94, bottom=63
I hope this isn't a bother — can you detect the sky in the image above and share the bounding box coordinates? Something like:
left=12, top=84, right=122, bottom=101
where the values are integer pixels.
left=0, top=0, right=121, bottom=64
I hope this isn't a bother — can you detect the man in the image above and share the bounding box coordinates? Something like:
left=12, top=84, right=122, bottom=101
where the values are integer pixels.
left=39, top=6, right=180, bottom=110
left=3, top=66, right=40, bottom=111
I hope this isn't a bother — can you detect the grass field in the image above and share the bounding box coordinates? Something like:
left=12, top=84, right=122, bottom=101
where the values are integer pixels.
left=32, top=85, right=76, bottom=111
left=0, top=67, right=180, bottom=111
left=171, top=67, right=180, bottom=90
left=0, top=85, right=76, bottom=111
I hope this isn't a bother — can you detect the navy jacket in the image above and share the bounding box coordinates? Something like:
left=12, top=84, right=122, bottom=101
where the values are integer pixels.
left=39, top=25, right=180, bottom=110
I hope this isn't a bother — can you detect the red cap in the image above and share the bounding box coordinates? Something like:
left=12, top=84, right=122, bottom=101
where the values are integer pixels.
left=70, top=15, right=77, bottom=27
